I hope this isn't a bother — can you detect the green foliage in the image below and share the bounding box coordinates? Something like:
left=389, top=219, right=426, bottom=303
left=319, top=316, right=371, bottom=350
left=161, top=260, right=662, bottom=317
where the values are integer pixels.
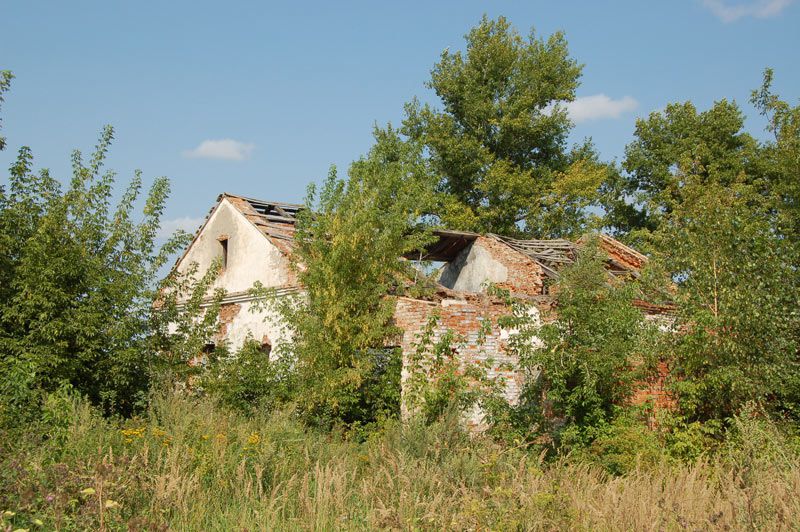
left=200, top=338, right=297, bottom=414
left=654, top=179, right=800, bottom=423
left=3, top=390, right=800, bottom=530
left=0, top=70, right=12, bottom=151
left=604, top=70, right=800, bottom=433
left=512, top=240, right=661, bottom=446
left=615, top=98, right=761, bottom=236
left=148, top=260, right=226, bottom=382
left=751, top=68, right=800, bottom=245
left=266, top=127, right=436, bottom=430
left=403, top=313, right=503, bottom=425
left=402, top=16, right=605, bottom=237
left=582, top=412, right=665, bottom=475
left=0, top=77, right=197, bottom=420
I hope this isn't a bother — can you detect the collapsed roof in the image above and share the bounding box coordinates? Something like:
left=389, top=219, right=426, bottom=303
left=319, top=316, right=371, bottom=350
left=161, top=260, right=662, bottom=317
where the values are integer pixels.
left=493, top=233, right=647, bottom=279
left=411, top=230, right=646, bottom=279
left=222, top=193, right=302, bottom=255
left=184, top=192, right=647, bottom=279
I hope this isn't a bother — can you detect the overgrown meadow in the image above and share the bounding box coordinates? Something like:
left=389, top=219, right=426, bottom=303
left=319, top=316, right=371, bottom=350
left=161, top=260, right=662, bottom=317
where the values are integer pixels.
left=2, top=391, right=800, bottom=531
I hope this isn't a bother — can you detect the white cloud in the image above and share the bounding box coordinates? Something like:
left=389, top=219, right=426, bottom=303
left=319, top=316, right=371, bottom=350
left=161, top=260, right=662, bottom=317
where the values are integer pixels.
left=182, top=139, right=255, bottom=161
left=561, top=94, right=639, bottom=123
left=701, top=0, right=793, bottom=22
left=157, top=216, right=205, bottom=239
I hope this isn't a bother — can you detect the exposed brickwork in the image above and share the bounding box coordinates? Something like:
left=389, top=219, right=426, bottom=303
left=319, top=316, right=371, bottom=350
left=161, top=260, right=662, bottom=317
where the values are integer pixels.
left=395, top=295, right=543, bottom=428
left=180, top=191, right=682, bottom=430
left=597, top=234, right=648, bottom=271
left=395, top=292, right=678, bottom=430
left=631, top=360, right=677, bottom=426
left=216, top=302, right=242, bottom=341
left=474, top=236, right=545, bottom=297
left=226, top=195, right=298, bottom=257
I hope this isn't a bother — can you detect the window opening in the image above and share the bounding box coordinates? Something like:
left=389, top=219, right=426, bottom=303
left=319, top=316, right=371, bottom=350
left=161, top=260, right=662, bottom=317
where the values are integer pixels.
left=219, top=237, right=229, bottom=269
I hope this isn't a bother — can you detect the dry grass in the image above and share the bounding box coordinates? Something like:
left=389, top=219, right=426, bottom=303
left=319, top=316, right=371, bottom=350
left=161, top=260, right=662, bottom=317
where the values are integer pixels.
left=1, top=393, right=799, bottom=531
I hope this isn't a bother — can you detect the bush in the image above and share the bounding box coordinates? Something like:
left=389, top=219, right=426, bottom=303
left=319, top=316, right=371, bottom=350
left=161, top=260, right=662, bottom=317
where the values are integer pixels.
left=582, top=411, right=666, bottom=475
left=200, top=338, right=297, bottom=414
left=0, top=123, right=189, bottom=419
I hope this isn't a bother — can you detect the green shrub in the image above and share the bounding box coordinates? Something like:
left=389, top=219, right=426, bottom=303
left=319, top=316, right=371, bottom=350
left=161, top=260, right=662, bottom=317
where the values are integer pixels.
left=583, top=412, right=666, bottom=475
left=200, top=338, right=297, bottom=414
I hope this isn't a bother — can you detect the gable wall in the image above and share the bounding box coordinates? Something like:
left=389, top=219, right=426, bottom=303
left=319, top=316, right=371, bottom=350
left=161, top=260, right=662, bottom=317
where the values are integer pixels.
left=177, top=198, right=293, bottom=294
left=439, top=236, right=545, bottom=297
left=173, top=198, right=296, bottom=353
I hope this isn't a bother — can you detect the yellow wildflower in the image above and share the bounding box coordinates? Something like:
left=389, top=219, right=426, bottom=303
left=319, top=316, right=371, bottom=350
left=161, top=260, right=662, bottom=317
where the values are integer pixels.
left=104, top=499, right=121, bottom=509
left=79, top=488, right=96, bottom=496
left=120, top=427, right=145, bottom=438
left=247, top=432, right=261, bottom=446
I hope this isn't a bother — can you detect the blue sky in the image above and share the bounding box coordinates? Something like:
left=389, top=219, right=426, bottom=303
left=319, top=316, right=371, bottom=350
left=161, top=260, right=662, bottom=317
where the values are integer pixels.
left=2, top=0, right=798, bottom=236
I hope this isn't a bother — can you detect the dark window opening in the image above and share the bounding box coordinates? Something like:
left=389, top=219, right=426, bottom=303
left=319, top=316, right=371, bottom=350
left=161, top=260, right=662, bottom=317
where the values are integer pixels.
left=190, top=343, right=216, bottom=367
left=259, top=341, right=272, bottom=357
left=219, top=238, right=229, bottom=269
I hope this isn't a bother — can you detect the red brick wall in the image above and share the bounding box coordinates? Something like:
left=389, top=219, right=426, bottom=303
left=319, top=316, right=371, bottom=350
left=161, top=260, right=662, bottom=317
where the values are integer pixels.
left=216, top=302, right=242, bottom=342
left=631, top=360, right=676, bottom=425
left=395, top=295, right=535, bottom=428
left=598, top=235, right=647, bottom=271
left=395, top=293, right=676, bottom=430
left=473, top=236, right=545, bottom=297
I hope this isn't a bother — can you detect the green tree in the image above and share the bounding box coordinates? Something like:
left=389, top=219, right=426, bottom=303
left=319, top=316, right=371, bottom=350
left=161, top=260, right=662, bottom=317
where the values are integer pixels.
left=611, top=71, right=800, bottom=425
left=0, top=70, right=12, bottom=151
left=751, top=68, right=800, bottom=244
left=655, top=179, right=800, bottom=424
left=0, top=76, right=190, bottom=418
left=149, top=260, right=226, bottom=383
left=612, top=99, right=761, bottom=236
left=266, top=127, right=436, bottom=430
left=507, top=241, right=659, bottom=447
left=200, top=338, right=297, bottom=414
left=402, top=16, right=603, bottom=237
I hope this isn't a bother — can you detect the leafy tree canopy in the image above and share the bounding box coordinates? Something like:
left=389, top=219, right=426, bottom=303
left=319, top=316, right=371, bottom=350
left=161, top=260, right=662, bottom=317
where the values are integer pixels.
left=263, top=127, right=437, bottom=430
left=506, top=241, right=660, bottom=446
left=654, top=178, right=800, bottom=424
left=401, top=16, right=605, bottom=237
left=0, top=74, right=192, bottom=419
left=613, top=99, right=761, bottom=235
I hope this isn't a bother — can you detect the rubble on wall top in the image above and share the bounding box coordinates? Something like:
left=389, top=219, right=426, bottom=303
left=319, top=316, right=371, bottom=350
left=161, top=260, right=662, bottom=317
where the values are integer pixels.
left=490, top=234, right=578, bottom=279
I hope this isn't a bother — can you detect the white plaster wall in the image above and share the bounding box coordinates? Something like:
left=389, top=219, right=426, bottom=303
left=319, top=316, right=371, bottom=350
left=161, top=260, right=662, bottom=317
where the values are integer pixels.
left=438, top=241, right=508, bottom=293
left=221, top=299, right=295, bottom=357
left=177, top=199, right=291, bottom=294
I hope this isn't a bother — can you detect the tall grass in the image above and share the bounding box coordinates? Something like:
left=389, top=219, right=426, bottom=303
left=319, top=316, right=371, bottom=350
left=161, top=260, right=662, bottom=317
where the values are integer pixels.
left=1, top=393, right=799, bottom=530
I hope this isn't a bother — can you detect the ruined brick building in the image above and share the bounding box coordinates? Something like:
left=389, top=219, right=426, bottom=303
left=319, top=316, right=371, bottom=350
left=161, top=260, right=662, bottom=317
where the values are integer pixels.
left=171, top=193, right=670, bottom=425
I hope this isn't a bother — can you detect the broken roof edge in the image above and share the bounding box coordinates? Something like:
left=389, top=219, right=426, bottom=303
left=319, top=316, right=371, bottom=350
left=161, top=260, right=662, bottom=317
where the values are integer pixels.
left=406, top=228, right=480, bottom=262
left=167, top=192, right=650, bottom=283
left=167, top=193, right=230, bottom=275
left=594, top=233, right=649, bottom=267
left=221, top=193, right=301, bottom=256
left=220, top=192, right=305, bottom=210
left=167, top=192, right=299, bottom=276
